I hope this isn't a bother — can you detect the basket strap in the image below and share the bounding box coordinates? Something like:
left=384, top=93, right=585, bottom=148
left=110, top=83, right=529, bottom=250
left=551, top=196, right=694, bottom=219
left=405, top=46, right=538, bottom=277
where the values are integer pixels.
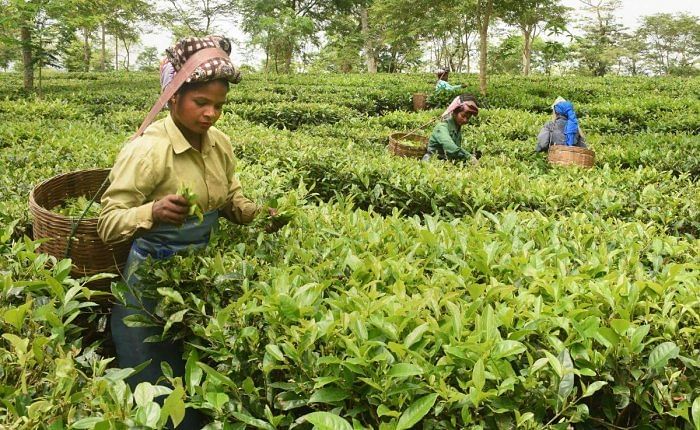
left=130, top=47, right=230, bottom=141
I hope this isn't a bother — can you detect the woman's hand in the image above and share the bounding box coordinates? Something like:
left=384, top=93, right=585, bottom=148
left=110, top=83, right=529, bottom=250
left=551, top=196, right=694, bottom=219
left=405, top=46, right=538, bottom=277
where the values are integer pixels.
left=265, top=207, right=290, bottom=233
left=152, top=194, right=190, bottom=225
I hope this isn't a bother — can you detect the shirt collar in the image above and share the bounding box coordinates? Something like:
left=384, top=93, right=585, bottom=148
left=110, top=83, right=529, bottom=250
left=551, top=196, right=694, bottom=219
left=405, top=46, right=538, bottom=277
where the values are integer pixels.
left=165, top=114, right=216, bottom=154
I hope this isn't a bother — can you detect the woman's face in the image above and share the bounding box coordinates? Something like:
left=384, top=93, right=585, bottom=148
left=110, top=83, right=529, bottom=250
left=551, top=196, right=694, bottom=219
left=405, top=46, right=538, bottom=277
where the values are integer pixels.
left=454, top=110, right=473, bottom=126
left=171, top=80, right=228, bottom=135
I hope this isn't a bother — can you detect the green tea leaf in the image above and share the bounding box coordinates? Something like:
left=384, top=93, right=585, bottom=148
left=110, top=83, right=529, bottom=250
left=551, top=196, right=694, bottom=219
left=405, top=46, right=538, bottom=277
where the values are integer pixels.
left=492, top=340, right=526, bottom=359
left=472, top=358, right=485, bottom=392
left=309, top=387, right=349, bottom=403
left=396, top=393, right=438, bottom=430
left=71, top=417, right=106, bottom=429
left=582, top=381, right=607, bottom=398
left=691, top=396, right=700, bottom=430
left=265, top=344, right=285, bottom=361
left=161, top=385, right=186, bottom=428
left=557, top=348, right=575, bottom=401
left=648, top=341, right=679, bottom=370
left=230, top=411, right=276, bottom=430
left=303, top=412, right=353, bottom=430
left=388, top=363, right=423, bottom=379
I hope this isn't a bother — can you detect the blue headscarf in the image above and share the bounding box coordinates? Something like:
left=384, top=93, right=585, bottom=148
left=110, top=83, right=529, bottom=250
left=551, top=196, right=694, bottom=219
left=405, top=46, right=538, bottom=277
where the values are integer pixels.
left=554, top=101, right=579, bottom=146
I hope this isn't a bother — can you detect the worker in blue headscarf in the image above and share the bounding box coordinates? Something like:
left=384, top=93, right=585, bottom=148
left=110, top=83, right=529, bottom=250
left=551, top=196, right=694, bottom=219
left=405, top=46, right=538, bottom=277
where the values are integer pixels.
left=535, top=97, right=587, bottom=152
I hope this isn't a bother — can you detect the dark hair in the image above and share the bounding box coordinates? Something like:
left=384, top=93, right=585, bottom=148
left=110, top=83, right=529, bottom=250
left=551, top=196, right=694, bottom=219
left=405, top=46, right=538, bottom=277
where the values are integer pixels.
left=176, top=78, right=230, bottom=95
left=453, top=93, right=478, bottom=114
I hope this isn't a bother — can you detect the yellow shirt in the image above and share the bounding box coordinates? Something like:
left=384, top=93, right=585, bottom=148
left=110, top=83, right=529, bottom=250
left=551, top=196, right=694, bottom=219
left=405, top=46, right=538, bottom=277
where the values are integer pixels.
left=97, top=114, right=258, bottom=244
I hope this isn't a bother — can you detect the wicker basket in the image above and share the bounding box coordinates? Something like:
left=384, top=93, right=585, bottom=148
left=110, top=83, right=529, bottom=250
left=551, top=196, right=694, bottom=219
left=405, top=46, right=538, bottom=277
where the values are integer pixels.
left=388, top=133, right=428, bottom=158
left=29, top=169, right=131, bottom=288
left=412, top=93, right=427, bottom=111
left=548, top=145, right=595, bottom=168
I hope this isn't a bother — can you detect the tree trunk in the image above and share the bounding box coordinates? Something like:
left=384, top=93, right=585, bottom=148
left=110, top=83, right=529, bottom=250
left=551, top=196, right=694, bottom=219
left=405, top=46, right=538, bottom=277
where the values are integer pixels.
left=476, top=0, right=494, bottom=95
left=125, top=44, right=130, bottom=71
left=466, top=37, right=471, bottom=74
left=521, top=27, right=532, bottom=76
left=477, top=19, right=489, bottom=92
left=100, top=23, right=106, bottom=71
left=360, top=7, right=377, bottom=73
left=83, top=28, right=91, bottom=72
left=21, top=23, right=33, bottom=92
left=115, top=37, right=118, bottom=71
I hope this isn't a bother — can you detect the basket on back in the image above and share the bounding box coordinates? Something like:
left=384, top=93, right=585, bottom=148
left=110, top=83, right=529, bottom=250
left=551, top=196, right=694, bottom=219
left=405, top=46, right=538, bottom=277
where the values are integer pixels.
left=548, top=145, right=595, bottom=168
left=29, top=168, right=131, bottom=289
left=388, top=133, right=428, bottom=158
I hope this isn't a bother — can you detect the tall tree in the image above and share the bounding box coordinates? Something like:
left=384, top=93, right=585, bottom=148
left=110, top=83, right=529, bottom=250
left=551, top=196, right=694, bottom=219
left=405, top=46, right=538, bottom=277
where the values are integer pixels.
left=367, top=0, right=426, bottom=72
left=575, top=0, right=624, bottom=76
left=3, top=0, right=44, bottom=91
left=637, top=13, right=700, bottom=76
left=536, top=40, right=569, bottom=75
left=617, top=30, right=646, bottom=75
left=3, top=0, right=67, bottom=91
left=237, top=0, right=346, bottom=73
left=158, top=0, right=235, bottom=36
left=105, top=0, right=152, bottom=72
left=500, top=0, right=569, bottom=75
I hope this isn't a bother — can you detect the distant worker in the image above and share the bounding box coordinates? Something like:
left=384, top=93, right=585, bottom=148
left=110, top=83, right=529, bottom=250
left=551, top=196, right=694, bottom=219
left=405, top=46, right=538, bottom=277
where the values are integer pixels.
left=536, top=97, right=587, bottom=152
left=435, top=68, right=462, bottom=92
left=423, top=94, right=479, bottom=163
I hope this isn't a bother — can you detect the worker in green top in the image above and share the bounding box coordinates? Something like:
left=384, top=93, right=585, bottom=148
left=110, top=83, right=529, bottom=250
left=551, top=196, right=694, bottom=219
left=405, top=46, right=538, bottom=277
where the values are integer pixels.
left=435, top=68, right=462, bottom=92
left=423, top=94, right=479, bottom=163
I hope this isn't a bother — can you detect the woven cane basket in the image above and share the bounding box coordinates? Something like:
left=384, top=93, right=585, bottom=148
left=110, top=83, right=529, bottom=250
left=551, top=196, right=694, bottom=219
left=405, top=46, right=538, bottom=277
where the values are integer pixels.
left=29, top=169, right=131, bottom=287
left=412, top=93, right=427, bottom=111
left=548, top=145, right=595, bottom=168
left=388, top=133, right=428, bottom=158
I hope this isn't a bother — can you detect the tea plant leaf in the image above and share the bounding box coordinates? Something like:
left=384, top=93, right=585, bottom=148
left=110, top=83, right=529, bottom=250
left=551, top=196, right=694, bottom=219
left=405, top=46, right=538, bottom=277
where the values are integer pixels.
left=302, top=411, right=353, bottom=430
left=582, top=381, right=607, bottom=398
left=648, top=341, right=679, bottom=370
left=160, top=385, right=185, bottom=428
left=3, top=300, right=30, bottom=330
left=692, top=396, right=700, bottom=430
left=492, top=340, right=526, bottom=359
left=472, top=358, right=486, bottom=392
left=231, top=411, right=276, bottom=430
left=388, top=363, right=423, bottom=379
left=134, top=382, right=155, bottom=407
left=309, top=387, right=349, bottom=403
left=197, top=362, right=237, bottom=388
left=157, top=287, right=184, bottom=305
left=136, top=402, right=160, bottom=428
left=396, top=393, right=439, bottom=430
left=71, top=417, right=106, bottom=429
left=557, top=348, right=575, bottom=401
left=403, top=323, right=430, bottom=348
left=266, top=344, right=285, bottom=361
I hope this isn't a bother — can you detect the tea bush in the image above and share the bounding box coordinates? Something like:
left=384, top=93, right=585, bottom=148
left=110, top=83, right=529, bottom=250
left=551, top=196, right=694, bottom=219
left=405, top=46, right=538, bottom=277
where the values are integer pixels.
left=0, top=71, right=699, bottom=429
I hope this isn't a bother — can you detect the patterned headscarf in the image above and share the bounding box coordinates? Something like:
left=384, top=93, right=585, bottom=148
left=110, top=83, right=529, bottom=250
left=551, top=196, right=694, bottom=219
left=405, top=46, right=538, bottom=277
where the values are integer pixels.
left=441, top=95, right=479, bottom=120
left=160, top=35, right=241, bottom=92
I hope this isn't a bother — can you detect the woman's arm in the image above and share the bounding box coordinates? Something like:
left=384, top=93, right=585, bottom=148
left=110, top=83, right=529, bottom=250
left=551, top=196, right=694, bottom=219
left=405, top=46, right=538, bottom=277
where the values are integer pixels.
left=98, top=145, right=158, bottom=244
left=221, top=159, right=258, bottom=225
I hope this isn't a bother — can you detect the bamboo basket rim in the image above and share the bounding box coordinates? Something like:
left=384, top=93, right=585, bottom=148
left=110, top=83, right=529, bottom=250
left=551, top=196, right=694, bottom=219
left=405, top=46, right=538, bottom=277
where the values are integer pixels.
left=547, top=144, right=595, bottom=168
left=388, top=132, right=428, bottom=158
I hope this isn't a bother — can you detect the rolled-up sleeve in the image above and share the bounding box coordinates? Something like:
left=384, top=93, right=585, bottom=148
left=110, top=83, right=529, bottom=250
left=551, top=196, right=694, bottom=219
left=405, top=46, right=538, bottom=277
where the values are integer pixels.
left=221, top=159, right=258, bottom=225
left=97, top=146, right=157, bottom=244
